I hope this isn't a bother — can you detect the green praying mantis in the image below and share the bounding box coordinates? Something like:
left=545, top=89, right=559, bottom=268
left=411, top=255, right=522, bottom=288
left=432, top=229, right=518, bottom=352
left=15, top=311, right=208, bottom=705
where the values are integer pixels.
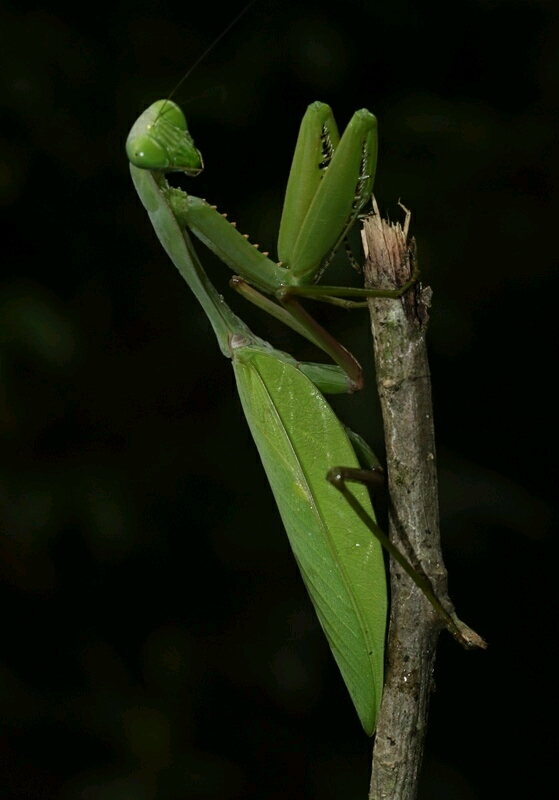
left=126, top=98, right=436, bottom=736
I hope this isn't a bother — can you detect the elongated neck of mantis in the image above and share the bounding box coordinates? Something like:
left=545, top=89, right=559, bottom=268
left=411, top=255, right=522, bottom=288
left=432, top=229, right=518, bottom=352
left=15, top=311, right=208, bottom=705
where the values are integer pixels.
left=130, top=164, right=263, bottom=357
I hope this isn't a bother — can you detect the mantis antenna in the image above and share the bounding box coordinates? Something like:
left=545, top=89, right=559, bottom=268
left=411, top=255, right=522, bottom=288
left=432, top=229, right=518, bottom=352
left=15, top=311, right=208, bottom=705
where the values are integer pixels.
left=157, top=0, right=261, bottom=119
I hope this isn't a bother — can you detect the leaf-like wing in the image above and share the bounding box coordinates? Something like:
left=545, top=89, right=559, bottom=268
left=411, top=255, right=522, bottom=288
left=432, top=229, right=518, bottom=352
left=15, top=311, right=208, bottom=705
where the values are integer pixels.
left=233, top=346, right=387, bottom=735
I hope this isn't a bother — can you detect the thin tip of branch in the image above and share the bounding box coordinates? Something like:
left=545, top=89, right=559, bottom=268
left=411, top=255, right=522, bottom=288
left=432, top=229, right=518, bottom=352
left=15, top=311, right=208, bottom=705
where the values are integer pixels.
left=450, top=616, right=488, bottom=650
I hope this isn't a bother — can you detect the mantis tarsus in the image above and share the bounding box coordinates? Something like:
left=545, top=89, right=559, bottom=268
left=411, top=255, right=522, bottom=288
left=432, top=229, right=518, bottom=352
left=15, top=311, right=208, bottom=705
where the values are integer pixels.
left=126, top=99, right=426, bottom=735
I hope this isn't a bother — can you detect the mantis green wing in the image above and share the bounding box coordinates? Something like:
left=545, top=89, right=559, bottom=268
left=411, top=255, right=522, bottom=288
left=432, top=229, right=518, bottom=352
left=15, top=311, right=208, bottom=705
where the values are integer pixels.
left=232, top=344, right=386, bottom=735
left=128, top=158, right=387, bottom=735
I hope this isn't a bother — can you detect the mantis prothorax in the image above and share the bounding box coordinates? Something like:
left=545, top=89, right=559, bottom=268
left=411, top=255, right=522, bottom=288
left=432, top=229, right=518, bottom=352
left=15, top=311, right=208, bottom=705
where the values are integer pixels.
left=126, top=99, right=426, bottom=735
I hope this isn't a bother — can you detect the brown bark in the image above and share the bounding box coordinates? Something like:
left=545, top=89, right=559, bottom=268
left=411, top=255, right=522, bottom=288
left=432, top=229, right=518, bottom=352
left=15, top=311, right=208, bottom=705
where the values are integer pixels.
left=362, top=201, right=484, bottom=800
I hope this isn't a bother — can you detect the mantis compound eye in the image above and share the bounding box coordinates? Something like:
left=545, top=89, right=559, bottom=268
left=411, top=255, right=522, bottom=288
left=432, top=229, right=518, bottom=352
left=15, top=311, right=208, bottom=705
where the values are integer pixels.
left=126, top=135, right=168, bottom=169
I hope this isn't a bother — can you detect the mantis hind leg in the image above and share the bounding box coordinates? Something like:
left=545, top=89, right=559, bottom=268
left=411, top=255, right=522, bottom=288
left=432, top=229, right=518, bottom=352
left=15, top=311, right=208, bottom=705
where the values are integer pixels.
left=327, top=464, right=486, bottom=648
left=230, top=276, right=365, bottom=392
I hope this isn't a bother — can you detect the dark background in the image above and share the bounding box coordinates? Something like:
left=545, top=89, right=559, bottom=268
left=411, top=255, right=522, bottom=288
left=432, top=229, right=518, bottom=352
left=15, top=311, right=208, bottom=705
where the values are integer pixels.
left=1, top=0, right=556, bottom=797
